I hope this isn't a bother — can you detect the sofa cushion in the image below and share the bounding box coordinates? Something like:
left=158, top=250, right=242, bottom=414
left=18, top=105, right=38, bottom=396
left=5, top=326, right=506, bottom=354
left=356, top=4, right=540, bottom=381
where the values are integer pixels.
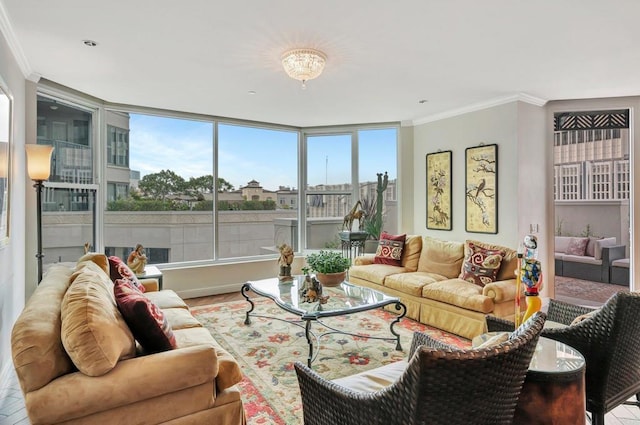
left=374, top=232, right=406, bottom=266
left=349, top=264, right=406, bottom=285
left=422, top=278, right=493, bottom=313
left=173, top=327, right=243, bottom=391
left=594, top=237, right=617, bottom=260
left=11, top=265, right=76, bottom=393
left=566, top=237, right=589, bottom=256
left=76, top=252, right=110, bottom=275
left=561, top=254, right=601, bottom=265
left=108, top=255, right=145, bottom=292
left=61, top=268, right=136, bottom=376
left=417, top=236, right=464, bottom=278
left=163, top=307, right=204, bottom=330
left=459, top=241, right=505, bottom=287
left=555, top=236, right=572, bottom=254
left=401, top=235, right=422, bottom=272
left=114, top=279, right=177, bottom=353
left=384, top=272, right=448, bottom=296
left=144, top=289, right=190, bottom=309
left=332, top=359, right=408, bottom=393
left=472, top=331, right=510, bottom=349
left=585, top=236, right=602, bottom=257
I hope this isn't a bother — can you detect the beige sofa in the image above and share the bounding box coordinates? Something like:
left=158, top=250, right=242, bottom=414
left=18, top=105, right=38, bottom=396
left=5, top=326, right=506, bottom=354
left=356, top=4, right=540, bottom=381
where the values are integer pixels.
left=349, top=236, right=521, bottom=339
left=11, top=255, right=246, bottom=425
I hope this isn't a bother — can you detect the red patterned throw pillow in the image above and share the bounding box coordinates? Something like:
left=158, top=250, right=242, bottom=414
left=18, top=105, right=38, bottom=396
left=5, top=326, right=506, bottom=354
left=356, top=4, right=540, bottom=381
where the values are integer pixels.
left=566, top=237, right=589, bottom=256
left=113, top=279, right=176, bottom=353
left=373, top=232, right=406, bottom=266
left=108, top=256, right=145, bottom=293
left=459, top=241, right=505, bottom=287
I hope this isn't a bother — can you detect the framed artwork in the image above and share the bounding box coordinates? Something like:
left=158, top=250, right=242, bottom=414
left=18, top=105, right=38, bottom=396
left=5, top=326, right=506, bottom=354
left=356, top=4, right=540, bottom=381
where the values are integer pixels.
left=426, top=150, right=452, bottom=230
left=0, top=79, right=11, bottom=248
left=465, top=144, right=498, bottom=234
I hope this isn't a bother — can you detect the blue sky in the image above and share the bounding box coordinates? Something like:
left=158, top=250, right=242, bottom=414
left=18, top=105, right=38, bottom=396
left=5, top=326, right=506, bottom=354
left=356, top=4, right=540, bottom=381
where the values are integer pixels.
left=130, top=114, right=397, bottom=191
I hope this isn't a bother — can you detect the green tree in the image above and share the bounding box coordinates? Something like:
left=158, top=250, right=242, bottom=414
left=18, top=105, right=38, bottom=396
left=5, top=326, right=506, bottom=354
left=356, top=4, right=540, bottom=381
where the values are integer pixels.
left=217, top=177, right=234, bottom=192
left=139, top=170, right=185, bottom=200
left=184, top=175, right=234, bottom=198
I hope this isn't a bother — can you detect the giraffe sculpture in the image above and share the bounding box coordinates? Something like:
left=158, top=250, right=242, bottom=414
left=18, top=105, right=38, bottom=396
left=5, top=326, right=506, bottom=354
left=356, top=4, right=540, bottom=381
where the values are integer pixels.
left=342, top=200, right=366, bottom=231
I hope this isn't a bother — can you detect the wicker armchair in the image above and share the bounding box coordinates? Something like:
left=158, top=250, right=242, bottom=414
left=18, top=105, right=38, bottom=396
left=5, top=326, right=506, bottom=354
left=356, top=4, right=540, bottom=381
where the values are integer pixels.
left=486, top=292, right=640, bottom=425
left=294, top=312, right=546, bottom=425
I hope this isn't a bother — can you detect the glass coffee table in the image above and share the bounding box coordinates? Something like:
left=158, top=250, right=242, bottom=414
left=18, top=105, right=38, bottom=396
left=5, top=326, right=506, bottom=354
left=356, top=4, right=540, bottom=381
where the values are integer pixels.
left=241, top=276, right=407, bottom=367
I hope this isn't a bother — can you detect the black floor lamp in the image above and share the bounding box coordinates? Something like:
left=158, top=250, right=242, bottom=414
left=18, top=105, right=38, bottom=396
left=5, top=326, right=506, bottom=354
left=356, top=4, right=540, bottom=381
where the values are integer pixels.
left=25, top=144, right=54, bottom=283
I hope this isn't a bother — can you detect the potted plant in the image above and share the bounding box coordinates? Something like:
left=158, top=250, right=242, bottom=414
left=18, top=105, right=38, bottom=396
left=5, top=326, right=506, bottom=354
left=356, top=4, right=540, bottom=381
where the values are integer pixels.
left=305, top=250, right=351, bottom=286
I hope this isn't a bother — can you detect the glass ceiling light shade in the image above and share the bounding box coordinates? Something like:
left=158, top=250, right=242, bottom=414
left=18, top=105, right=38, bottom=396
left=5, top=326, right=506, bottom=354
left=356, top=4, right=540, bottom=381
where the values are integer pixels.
left=25, top=144, right=54, bottom=181
left=281, top=48, right=327, bottom=89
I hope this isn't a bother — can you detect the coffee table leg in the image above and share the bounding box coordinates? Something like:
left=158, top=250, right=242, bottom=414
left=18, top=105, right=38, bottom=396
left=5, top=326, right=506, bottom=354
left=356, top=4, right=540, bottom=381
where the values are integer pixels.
left=241, top=283, right=254, bottom=325
left=390, top=301, right=407, bottom=351
left=305, top=320, right=313, bottom=367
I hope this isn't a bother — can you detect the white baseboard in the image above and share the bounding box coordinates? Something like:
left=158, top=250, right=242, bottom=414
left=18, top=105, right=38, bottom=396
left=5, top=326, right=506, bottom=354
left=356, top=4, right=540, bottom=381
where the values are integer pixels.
left=176, top=282, right=245, bottom=300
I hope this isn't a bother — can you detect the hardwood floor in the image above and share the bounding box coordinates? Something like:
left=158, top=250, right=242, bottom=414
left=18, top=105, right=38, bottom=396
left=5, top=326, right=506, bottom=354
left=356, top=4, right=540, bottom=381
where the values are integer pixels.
left=2, top=290, right=639, bottom=424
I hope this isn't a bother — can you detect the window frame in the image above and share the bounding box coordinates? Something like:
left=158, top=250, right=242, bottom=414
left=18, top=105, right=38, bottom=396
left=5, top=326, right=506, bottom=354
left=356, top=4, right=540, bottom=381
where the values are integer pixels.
left=37, top=82, right=400, bottom=267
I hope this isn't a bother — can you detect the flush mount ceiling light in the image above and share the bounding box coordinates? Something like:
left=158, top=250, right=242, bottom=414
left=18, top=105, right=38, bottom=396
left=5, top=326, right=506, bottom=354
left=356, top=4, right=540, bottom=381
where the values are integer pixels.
left=281, top=48, right=327, bottom=89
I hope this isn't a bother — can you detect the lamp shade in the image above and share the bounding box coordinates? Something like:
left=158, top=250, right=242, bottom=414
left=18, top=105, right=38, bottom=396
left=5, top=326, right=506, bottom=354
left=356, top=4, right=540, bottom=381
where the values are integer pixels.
left=25, top=144, right=54, bottom=181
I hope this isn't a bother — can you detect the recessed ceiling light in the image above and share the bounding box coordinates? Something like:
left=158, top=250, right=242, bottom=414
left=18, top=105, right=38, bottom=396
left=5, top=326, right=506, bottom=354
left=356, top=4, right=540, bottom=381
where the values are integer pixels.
left=82, top=40, right=98, bottom=47
left=418, top=99, right=428, bottom=104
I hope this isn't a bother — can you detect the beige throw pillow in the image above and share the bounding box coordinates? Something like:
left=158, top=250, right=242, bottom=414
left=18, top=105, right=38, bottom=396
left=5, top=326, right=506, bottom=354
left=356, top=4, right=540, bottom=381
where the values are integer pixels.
left=61, top=268, right=136, bottom=376
left=417, top=236, right=464, bottom=278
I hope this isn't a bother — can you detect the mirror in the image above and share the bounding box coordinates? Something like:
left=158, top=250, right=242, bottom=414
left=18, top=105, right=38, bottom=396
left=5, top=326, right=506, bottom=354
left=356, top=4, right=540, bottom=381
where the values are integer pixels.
left=0, top=80, right=12, bottom=247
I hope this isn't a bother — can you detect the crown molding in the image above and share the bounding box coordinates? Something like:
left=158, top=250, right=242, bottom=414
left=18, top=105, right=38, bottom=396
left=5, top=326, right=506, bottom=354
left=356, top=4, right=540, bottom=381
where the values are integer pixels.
left=412, top=93, right=548, bottom=126
left=0, top=1, right=32, bottom=79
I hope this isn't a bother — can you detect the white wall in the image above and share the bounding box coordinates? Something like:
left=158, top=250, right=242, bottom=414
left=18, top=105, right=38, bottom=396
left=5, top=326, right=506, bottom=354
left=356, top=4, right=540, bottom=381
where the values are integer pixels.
left=411, top=101, right=550, bottom=293
left=0, top=32, right=26, bottom=389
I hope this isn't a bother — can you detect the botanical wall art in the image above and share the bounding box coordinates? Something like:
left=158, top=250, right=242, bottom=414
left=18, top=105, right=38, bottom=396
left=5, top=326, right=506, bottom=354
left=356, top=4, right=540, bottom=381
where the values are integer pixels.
left=0, top=79, right=11, bottom=247
left=465, top=144, right=498, bottom=234
left=426, top=150, right=452, bottom=230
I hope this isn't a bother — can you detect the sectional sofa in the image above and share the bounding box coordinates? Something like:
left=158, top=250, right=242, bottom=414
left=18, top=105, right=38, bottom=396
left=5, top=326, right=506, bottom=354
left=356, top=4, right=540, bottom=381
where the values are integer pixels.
left=554, top=235, right=626, bottom=283
left=349, top=236, right=522, bottom=339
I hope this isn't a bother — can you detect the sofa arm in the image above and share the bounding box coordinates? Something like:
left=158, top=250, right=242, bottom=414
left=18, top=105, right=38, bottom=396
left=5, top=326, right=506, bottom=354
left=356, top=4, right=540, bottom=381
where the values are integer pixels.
left=140, top=278, right=160, bottom=292
left=26, top=345, right=218, bottom=424
left=353, top=254, right=376, bottom=266
left=602, top=245, right=625, bottom=264
left=482, top=278, right=518, bottom=303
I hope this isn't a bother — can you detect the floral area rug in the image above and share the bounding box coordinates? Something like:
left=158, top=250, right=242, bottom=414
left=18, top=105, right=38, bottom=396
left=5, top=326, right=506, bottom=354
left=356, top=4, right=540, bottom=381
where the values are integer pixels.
left=191, top=298, right=470, bottom=425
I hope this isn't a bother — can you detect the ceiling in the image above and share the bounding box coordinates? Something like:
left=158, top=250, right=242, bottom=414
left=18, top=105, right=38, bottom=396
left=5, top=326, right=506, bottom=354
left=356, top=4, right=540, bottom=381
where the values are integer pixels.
left=2, top=0, right=640, bottom=127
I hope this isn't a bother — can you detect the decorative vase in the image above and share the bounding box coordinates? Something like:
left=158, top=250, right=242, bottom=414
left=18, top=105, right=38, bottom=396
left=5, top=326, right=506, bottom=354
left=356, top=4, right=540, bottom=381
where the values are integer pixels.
left=315, top=271, right=346, bottom=287
left=522, top=293, right=542, bottom=323
left=364, top=240, right=379, bottom=254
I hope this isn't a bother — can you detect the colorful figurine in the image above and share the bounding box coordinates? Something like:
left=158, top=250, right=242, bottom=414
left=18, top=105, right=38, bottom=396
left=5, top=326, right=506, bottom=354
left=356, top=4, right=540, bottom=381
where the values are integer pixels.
left=520, top=235, right=543, bottom=323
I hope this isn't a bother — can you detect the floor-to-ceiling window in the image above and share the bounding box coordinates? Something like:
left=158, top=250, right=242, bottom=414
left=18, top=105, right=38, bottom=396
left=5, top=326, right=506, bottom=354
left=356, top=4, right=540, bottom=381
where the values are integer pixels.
left=304, top=127, right=398, bottom=250
left=37, top=94, right=97, bottom=264
left=217, top=123, right=299, bottom=258
left=37, top=87, right=399, bottom=266
left=104, top=112, right=214, bottom=264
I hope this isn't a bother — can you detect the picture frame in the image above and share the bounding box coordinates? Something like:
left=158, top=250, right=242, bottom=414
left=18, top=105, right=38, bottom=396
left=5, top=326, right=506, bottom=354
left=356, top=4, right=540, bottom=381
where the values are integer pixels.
left=0, top=78, right=11, bottom=248
left=426, top=150, right=452, bottom=230
left=465, top=144, right=498, bottom=234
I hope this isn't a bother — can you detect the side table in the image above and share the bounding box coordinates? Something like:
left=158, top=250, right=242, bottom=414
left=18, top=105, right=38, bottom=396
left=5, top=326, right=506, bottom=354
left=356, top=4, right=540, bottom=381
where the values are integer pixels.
left=514, top=336, right=586, bottom=425
left=338, top=231, right=369, bottom=261
left=138, top=265, right=164, bottom=290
